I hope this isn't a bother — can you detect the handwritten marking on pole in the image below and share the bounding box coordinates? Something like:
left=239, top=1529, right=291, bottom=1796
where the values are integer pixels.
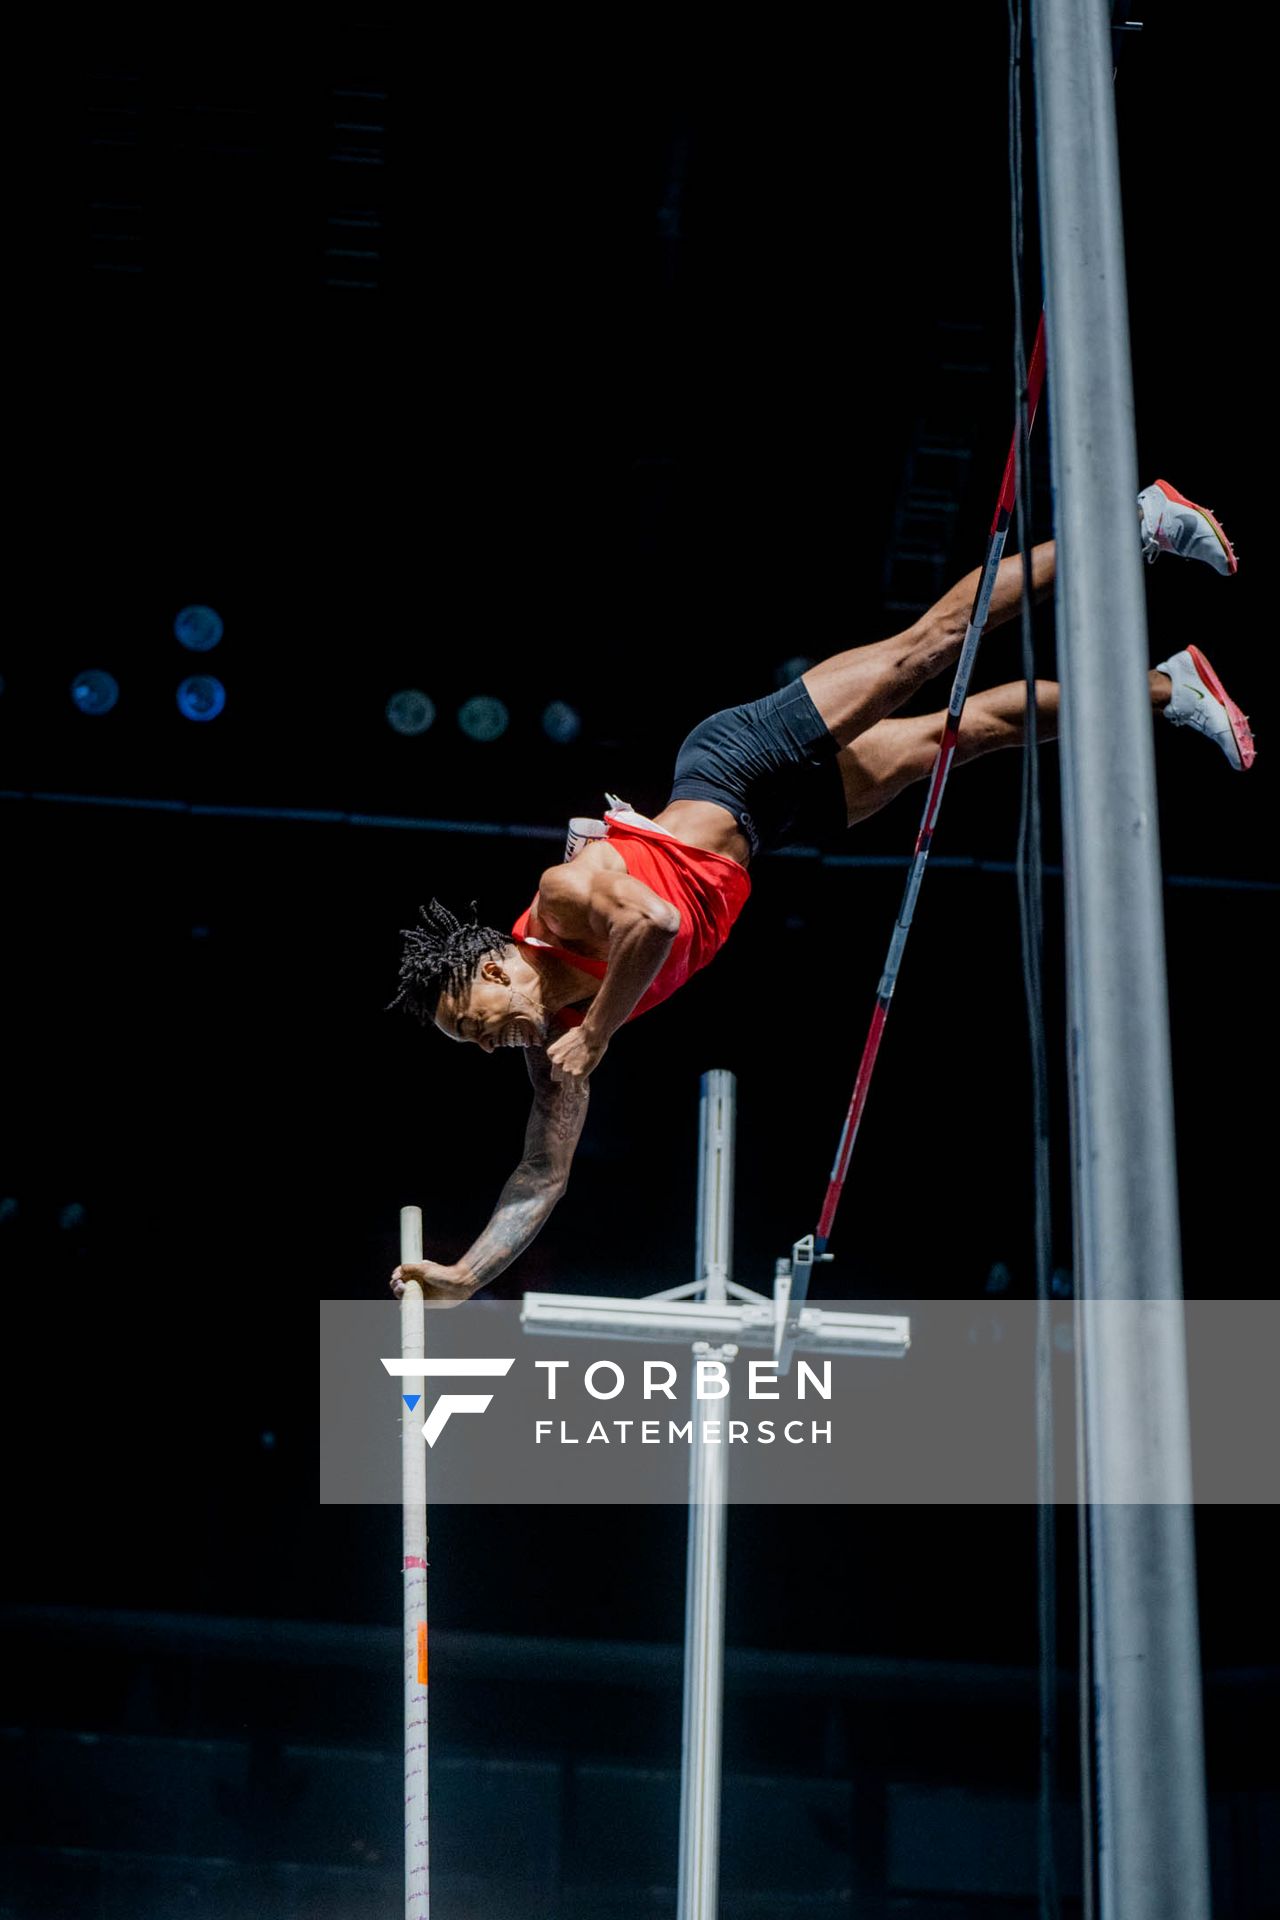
left=417, top=1621, right=428, bottom=1685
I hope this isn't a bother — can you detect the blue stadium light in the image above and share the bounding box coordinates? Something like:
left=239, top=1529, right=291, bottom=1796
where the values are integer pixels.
left=177, top=675, right=227, bottom=722
left=174, top=604, right=225, bottom=652
left=71, top=669, right=120, bottom=716
left=458, top=696, right=509, bottom=742
left=386, top=689, right=436, bottom=737
left=542, top=700, right=582, bottom=744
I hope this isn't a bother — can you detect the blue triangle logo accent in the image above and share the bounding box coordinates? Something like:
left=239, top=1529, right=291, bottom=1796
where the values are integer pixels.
left=403, top=1394, right=421, bottom=1411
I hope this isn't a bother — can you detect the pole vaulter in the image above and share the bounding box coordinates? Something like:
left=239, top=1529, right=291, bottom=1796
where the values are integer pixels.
left=387, top=0, right=1247, bottom=1335
left=387, top=433, right=1245, bottom=1314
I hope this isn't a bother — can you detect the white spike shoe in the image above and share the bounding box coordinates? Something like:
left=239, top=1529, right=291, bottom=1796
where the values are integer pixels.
left=1139, top=479, right=1238, bottom=575
left=1156, top=647, right=1255, bottom=771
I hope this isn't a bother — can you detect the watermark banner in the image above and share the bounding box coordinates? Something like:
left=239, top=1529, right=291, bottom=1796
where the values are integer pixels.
left=320, top=1298, right=1280, bottom=1506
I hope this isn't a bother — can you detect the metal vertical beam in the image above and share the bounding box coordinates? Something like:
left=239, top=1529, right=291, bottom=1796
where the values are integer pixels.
left=521, top=1070, right=906, bottom=1907
left=678, top=1069, right=736, bottom=1920
left=1030, top=6, right=1211, bottom=1918
left=400, top=1205, right=430, bottom=1919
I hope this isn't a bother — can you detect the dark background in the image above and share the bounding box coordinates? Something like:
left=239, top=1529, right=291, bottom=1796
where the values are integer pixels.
left=2, top=8, right=1274, bottom=1916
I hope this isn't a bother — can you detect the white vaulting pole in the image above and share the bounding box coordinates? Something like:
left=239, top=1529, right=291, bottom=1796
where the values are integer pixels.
left=678, top=1069, right=736, bottom=1920
left=400, top=1204, right=430, bottom=1919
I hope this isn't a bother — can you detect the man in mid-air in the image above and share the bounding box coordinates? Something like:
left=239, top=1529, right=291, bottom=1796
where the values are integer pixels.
left=389, top=480, right=1250, bottom=1304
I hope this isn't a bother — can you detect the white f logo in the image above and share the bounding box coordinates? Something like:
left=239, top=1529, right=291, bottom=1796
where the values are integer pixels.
left=381, top=1357, right=515, bottom=1446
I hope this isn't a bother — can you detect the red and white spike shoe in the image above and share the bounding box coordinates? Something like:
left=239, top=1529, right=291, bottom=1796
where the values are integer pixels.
left=1139, top=479, right=1238, bottom=575
left=1156, top=646, right=1255, bottom=771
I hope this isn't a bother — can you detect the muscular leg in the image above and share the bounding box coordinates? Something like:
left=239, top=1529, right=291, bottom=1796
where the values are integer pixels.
left=838, top=668, right=1173, bottom=825
left=801, top=541, right=1058, bottom=748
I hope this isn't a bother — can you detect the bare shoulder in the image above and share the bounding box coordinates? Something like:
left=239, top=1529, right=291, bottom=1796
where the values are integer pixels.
left=540, top=843, right=627, bottom=894
left=537, top=845, right=626, bottom=932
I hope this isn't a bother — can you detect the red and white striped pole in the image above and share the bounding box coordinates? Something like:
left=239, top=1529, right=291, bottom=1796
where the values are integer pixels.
left=815, top=317, right=1047, bottom=1252
left=400, top=1204, right=430, bottom=1918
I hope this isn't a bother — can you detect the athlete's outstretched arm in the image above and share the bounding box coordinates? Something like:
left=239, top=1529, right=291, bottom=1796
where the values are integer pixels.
left=537, top=861, right=681, bottom=1082
left=390, top=1048, right=590, bottom=1304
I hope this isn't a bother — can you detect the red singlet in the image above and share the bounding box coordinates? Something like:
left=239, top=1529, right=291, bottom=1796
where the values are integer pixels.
left=510, top=817, right=752, bottom=1029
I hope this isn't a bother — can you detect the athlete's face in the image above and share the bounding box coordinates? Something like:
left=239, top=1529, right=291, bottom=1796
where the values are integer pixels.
left=435, top=956, right=549, bottom=1053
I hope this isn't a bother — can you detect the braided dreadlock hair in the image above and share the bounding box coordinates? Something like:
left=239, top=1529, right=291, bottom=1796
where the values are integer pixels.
left=386, top=899, right=514, bottom=1028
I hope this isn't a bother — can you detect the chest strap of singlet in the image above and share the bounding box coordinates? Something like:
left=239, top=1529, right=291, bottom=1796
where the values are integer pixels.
left=513, top=933, right=604, bottom=1031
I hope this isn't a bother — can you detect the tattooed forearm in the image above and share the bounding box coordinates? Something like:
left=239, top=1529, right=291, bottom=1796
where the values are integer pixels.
left=460, top=1167, right=567, bottom=1287
left=457, top=1050, right=590, bottom=1291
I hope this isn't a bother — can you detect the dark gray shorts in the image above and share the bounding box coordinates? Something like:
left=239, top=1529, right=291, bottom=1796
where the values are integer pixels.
left=666, top=678, right=844, bottom=857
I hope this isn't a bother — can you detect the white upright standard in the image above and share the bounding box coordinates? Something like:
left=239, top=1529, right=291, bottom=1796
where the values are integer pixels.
left=400, top=1203, right=430, bottom=1919
left=523, top=1069, right=911, bottom=1919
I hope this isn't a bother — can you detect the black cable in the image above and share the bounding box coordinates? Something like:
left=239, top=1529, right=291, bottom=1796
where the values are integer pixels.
left=1008, top=7, right=1060, bottom=1920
